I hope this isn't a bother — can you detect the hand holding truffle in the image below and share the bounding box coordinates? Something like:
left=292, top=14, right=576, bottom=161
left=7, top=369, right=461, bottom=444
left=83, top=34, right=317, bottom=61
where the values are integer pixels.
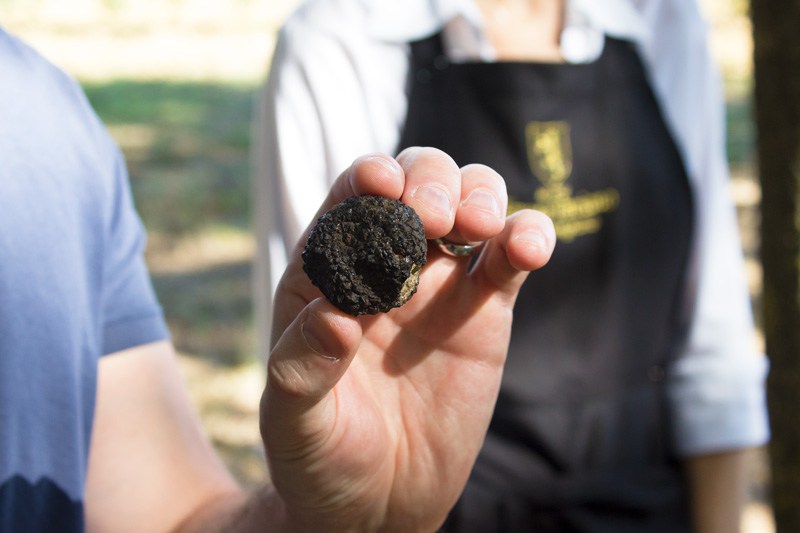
left=261, top=147, right=555, bottom=532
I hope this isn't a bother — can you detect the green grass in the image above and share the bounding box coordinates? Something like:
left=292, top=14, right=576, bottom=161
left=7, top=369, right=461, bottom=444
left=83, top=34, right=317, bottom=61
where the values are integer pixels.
left=725, top=74, right=756, bottom=166
left=84, top=81, right=255, bottom=234
left=84, top=80, right=259, bottom=366
left=84, top=80, right=266, bottom=483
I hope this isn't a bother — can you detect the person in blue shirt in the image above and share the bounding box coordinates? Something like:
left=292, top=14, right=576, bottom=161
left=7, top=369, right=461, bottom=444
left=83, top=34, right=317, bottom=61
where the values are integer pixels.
left=0, top=26, right=555, bottom=532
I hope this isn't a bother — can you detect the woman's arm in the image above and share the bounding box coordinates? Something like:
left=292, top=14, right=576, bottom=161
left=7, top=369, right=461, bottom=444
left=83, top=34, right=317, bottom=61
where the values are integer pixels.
left=685, top=450, right=749, bottom=533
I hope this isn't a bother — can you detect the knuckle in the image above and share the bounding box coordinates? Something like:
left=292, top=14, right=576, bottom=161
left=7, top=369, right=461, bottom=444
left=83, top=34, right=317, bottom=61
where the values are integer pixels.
left=267, top=357, right=316, bottom=400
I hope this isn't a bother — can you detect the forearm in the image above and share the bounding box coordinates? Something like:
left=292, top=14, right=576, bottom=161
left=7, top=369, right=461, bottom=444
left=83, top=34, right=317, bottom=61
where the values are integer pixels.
left=684, top=449, right=749, bottom=533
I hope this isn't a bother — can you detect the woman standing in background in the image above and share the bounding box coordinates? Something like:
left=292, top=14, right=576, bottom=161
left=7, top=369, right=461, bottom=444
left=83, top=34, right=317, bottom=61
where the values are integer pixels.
left=254, top=1, right=769, bottom=530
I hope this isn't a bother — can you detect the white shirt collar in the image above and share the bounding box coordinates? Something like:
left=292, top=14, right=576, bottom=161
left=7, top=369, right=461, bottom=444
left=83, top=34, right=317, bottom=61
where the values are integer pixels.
left=365, top=0, right=648, bottom=64
left=365, top=0, right=481, bottom=42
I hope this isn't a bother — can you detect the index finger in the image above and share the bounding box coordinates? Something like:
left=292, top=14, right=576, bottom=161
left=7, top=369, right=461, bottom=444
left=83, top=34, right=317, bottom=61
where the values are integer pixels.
left=313, top=153, right=406, bottom=224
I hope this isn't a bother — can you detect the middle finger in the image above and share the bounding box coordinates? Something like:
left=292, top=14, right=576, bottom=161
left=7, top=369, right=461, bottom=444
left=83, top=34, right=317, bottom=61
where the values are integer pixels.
left=397, top=146, right=461, bottom=239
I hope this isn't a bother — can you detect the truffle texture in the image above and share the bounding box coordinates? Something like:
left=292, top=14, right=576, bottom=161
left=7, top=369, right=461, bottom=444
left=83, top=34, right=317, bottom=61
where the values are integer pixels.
left=302, top=195, right=428, bottom=315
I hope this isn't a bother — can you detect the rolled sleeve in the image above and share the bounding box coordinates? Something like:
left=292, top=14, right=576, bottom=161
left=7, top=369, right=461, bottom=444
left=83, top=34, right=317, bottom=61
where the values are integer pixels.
left=637, top=0, right=770, bottom=457
left=669, top=137, right=770, bottom=457
left=668, top=348, right=769, bottom=456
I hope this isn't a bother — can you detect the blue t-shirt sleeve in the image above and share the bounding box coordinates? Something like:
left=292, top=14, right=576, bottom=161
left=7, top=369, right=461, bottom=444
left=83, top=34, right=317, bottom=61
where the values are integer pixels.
left=100, top=141, right=170, bottom=355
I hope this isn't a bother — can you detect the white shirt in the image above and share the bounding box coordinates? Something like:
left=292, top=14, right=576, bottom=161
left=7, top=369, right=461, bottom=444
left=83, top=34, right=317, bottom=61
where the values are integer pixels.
left=253, top=0, right=769, bottom=457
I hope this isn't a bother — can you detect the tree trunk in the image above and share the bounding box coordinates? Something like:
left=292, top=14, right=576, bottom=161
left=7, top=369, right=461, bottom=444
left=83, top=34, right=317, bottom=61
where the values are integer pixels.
left=751, top=1, right=800, bottom=530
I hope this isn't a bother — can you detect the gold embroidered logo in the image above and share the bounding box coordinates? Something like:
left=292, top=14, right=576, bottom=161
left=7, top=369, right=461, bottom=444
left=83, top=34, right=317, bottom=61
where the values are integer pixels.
left=508, top=121, right=620, bottom=242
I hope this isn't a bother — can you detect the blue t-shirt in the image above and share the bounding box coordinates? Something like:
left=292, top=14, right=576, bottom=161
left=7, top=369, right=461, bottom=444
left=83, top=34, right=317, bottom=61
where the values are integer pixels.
left=0, top=28, right=170, bottom=531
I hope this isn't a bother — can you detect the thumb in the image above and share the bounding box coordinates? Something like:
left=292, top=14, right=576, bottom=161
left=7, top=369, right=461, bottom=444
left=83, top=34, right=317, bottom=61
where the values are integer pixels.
left=260, top=298, right=362, bottom=452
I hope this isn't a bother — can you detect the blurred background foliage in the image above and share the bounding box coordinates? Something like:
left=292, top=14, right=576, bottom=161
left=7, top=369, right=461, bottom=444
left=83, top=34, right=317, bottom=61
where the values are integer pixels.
left=0, top=0, right=771, bottom=527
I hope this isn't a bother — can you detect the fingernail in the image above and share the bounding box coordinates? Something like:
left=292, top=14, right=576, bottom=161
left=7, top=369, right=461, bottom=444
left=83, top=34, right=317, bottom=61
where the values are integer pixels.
left=364, top=154, right=402, bottom=176
left=301, top=313, right=342, bottom=361
left=462, top=188, right=501, bottom=219
left=412, top=184, right=453, bottom=218
left=514, top=229, right=550, bottom=253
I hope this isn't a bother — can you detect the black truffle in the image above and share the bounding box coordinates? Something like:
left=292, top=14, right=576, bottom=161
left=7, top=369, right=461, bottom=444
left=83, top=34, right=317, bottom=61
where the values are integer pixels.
left=302, top=195, right=428, bottom=315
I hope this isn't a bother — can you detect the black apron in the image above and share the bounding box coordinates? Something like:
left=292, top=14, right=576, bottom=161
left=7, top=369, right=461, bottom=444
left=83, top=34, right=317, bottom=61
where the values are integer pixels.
left=397, top=35, right=695, bottom=532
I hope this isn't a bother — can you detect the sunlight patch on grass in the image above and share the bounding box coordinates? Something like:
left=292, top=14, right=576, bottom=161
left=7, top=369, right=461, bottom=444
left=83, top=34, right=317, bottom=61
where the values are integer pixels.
left=105, top=123, right=158, bottom=157
left=146, top=227, right=255, bottom=275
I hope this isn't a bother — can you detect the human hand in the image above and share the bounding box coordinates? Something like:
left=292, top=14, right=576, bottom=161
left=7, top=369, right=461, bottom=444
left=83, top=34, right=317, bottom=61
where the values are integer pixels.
left=260, top=147, right=555, bottom=532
